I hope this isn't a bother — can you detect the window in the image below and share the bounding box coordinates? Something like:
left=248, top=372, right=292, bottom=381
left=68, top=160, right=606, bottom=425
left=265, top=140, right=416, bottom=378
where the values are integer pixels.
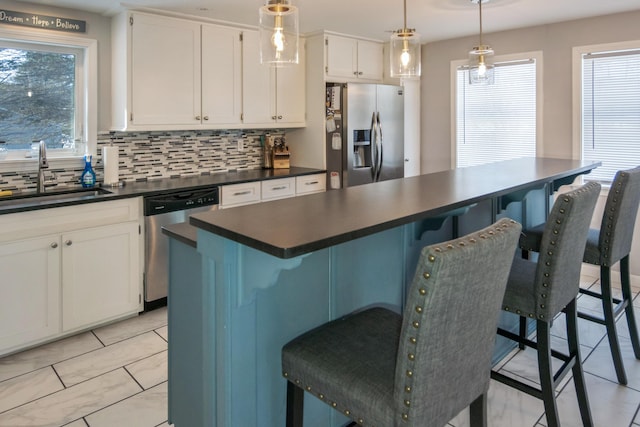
left=0, top=43, right=81, bottom=155
left=579, top=47, right=640, bottom=183
left=0, top=27, right=96, bottom=164
left=453, top=52, right=541, bottom=169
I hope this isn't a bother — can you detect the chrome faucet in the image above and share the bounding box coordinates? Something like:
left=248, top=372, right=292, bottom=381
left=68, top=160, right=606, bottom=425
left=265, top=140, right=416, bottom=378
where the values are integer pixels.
left=37, top=140, right=48, bottom=193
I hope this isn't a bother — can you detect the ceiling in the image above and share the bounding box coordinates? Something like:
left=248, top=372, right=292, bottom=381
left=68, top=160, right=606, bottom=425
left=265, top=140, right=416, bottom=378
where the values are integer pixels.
left=11, top=0, right=640, bottom=43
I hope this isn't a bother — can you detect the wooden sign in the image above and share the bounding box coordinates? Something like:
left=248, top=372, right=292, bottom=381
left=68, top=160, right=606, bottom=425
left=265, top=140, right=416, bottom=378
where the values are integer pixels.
left=0, top=9, right=86, bottom=33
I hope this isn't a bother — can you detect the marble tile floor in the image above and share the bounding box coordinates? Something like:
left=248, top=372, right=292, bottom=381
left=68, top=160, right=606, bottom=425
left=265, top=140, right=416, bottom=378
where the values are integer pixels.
left=449, top=270, right=640, bottom=427
left=2, top=271, right=640, bottom=427
left=0, top=307, right=171, bottom=427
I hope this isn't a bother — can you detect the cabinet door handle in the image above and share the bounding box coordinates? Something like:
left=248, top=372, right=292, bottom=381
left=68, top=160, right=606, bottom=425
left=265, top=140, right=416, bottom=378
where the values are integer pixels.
left=305, top=181, right=319, bottom=185
left=353, top=71, right=358, bottom=76
left=358, top=71, right=363, bottom=75
left=272, top=186, right=287, bottom=191
left=271, top=116, right=277, bottom=120
left=277, top=115, right=283, bottom=120
left=50, top=242, right=58, bottom=249
left=203, top=116, right=209, bottom=121
left=233, top=190, right=252, bottom=196
left=65, top=240, right=72, bottom=246
left=195, top=115, right=201, bottom=121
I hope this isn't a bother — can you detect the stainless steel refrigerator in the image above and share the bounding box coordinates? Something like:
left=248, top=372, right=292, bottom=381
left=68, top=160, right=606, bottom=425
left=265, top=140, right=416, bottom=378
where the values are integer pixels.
left=325, top=83, right=404, bottom=189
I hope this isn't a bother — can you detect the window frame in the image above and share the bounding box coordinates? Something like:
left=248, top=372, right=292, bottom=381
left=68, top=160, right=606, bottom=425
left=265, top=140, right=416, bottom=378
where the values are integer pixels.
left=572, top=40, right=640, bottom=186
left=450, top=50, right=544, bottom=169
left=0, top=26, right=97, bottom=173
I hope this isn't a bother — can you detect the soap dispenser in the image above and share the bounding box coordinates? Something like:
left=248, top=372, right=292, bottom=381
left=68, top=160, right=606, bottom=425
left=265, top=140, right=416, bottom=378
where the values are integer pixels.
left=81, top=154, right=96, bottom=188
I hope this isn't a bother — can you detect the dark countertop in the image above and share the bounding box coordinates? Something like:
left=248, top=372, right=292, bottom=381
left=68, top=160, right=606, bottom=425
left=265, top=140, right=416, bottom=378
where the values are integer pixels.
left=0, top=167, right=324, bottom=215
left=189, top=158, right=600, bottom=259
left=162, top=222, right=198, bottom=248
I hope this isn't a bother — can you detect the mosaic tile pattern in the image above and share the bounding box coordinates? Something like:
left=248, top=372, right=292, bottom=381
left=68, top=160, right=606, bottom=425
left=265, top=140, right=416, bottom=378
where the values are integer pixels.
left=0, top=167, right=82, bottom=193
left=0, top=129, right=281, bottom=191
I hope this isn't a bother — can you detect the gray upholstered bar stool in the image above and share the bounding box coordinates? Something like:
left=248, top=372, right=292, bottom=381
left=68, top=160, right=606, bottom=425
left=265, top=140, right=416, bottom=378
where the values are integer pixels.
left=519, top=166, right=640, bottom=385
left=282, top=218, right=521, bottom=427
left=492, top=181, right=601, bottom=427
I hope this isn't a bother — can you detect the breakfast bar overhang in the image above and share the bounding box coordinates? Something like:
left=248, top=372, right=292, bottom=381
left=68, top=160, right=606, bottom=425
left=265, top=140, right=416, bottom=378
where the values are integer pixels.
left=165, top=158, right=600, bottom=427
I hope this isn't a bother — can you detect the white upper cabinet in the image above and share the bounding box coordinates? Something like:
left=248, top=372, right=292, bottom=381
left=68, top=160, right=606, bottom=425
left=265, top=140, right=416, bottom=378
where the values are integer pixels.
left=127, top=13, right=202, bottom=128
left=202, top=24, right=243, bottom=126
left=242, top=30, right=306, bottom=127
left=112, top=11, right=306, bottom=131
left=241, top=30, right=272, bottom=125
left=325, top=34, right=383, bottom=82
left=275, top=45, right=306, bottom=126
left=112, top=12, right=243, bottom=131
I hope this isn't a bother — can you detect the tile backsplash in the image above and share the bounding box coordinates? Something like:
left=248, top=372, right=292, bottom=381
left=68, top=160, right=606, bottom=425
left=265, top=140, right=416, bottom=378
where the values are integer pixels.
left=0, top=129, right=279, bottom=192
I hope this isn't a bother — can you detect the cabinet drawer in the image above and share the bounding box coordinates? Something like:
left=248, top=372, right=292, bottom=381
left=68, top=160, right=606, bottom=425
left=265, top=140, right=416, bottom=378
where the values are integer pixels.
left=220, top=181, right=261, bottom=208
left=262, top=178, right=296, bottom=201
left=296, top=174, right=326, bottom=195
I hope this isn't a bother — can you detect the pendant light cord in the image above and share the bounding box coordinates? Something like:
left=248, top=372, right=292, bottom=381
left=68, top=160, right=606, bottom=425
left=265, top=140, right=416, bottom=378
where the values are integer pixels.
left=403, top=0, right=408, bottom=31
left=479, top=0, right=483, bottom=45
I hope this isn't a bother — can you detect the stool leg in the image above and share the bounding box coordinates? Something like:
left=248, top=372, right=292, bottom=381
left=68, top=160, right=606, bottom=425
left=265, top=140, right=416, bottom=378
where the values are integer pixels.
left=518, top=316, right=527, bottom=350
left=601, top=265, right=628, bottom=384
left=620, top=256, right=640, bottom=359
left=286, top=381, right=304, bottom=427
left=566, top=299, right=594, bottom=427
left=537, top=320, right=560, bottom=427
left=469, top=392, right=488, bottom=427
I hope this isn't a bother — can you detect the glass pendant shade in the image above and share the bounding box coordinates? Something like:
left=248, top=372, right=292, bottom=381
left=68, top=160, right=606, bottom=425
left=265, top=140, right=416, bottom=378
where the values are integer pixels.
left=259, top=0, right=299, bottom=65
left=468, top=0, right=494, bottom=85
left=469, top=45, right=495, bottom=84
left=390, top=30, right=421, bottom=78
left=390, top=0, right=421, bottom=78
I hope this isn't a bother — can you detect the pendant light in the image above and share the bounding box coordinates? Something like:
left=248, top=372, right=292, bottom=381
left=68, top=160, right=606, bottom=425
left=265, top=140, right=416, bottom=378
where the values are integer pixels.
left=468, top=0, right=494, bottom=84
left=259, top=0, right=299, bottom=65
left=390, top=0, right=421, bottom=78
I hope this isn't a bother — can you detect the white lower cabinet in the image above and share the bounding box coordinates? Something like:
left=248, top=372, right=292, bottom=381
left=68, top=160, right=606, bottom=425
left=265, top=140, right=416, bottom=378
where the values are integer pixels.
left=62, top=222, right=141, bottom=332
left=0, top=235, right=61, bottom=353
left=220, top=174, right=326, bottom=209
left=0, top=198, right=143, bottom=356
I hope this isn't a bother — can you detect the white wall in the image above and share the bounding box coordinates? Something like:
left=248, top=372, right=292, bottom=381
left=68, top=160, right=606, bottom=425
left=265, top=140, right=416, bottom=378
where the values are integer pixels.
left=420, top=9, right=640, bottom=174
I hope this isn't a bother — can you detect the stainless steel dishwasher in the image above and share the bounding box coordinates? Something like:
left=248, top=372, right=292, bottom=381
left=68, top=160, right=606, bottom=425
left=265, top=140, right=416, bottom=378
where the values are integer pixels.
left=143, top=187, right=219, bottom=310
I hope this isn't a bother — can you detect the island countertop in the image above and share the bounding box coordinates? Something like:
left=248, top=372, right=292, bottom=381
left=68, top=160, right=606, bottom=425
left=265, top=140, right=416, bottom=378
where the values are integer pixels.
left=189, top=158, right=600, bottom=259
left=168, top=157, right=600, bottom=427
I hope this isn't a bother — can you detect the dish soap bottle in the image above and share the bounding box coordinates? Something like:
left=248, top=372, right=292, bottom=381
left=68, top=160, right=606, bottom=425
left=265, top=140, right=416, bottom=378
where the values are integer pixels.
left=81, top=155, right=96, bottom=188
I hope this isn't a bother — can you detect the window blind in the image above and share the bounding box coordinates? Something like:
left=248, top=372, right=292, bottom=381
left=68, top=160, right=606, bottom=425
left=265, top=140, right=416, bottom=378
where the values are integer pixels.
left=456, top=60, right=536, bottom=168
left=582, top=50, right=640, bottom=183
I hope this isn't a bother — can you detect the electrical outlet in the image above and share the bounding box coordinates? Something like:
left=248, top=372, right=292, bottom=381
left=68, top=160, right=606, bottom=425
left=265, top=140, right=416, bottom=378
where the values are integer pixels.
left=237, top=139, right=244, bottom=152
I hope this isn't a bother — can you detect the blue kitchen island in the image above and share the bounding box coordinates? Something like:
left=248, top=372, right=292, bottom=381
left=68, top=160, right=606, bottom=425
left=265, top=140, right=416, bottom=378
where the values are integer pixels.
left=164, top=158, right=599, bottom=427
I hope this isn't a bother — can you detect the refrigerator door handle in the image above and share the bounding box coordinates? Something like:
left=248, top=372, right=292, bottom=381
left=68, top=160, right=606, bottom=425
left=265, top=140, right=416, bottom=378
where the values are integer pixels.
left=375, top=112, right=383, bottom=181
left=370, top=111, right=378, bottom=181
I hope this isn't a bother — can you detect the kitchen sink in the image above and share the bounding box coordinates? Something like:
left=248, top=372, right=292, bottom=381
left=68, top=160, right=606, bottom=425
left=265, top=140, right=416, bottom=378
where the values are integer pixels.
left=0, top=187, right=112, bottom=206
